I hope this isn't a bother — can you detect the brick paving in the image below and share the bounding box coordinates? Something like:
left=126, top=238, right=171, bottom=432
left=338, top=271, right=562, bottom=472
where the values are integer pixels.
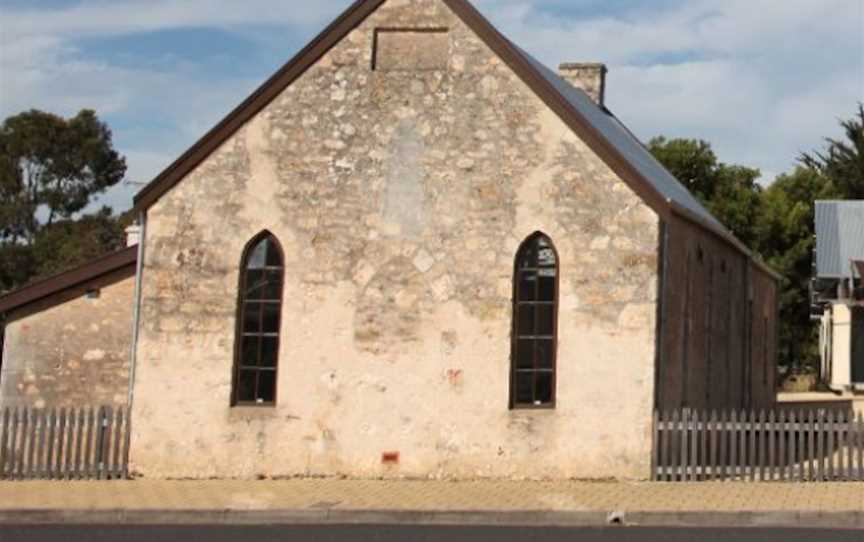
left=0, top=479, right=862, bottom=513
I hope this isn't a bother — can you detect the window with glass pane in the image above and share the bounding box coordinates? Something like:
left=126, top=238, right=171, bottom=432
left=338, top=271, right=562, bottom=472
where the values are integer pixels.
left=510, top=232, right=558, bottom=408
left=233, top=232, right=283, bottom=406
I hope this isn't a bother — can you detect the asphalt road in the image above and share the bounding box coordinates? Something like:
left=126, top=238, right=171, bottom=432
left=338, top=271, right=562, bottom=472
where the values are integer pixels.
left=1, top=525, right=862, bottom=542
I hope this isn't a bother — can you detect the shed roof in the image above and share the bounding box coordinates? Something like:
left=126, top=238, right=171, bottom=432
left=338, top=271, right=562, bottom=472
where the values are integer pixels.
left=0, top=246, right=138, bottom=318
left=815, top=200, right=864, bottom=279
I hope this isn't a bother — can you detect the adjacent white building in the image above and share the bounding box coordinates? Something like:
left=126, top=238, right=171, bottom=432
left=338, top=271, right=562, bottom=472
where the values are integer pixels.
left=814, top=201, right=864, bottom=392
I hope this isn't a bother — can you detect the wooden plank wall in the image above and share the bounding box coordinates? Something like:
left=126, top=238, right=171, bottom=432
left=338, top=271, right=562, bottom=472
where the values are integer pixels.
left=657, top=215, right=779, bottom=412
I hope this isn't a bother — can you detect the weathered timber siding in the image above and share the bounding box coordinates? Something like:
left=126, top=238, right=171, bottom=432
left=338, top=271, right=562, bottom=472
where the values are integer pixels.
left=0, top=275, right=135, bottom=410
left=749, top=264, right=778, bottom=409
left=130, top=0, right=660, bottom=480
left=657, top=214, right=777, bottom=412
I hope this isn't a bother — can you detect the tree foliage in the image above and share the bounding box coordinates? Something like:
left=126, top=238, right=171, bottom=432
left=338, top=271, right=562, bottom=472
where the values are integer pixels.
left=801, top=104, right=864, bottom=198
left=0, top=109, right=126, bottom=244
left=756, top=168, right=837, bottom=368
left=32, top=207, right=131, bottom=278
left=0, top=109, right=128, bottom=294
left=648, top=137, right=763, bottom=247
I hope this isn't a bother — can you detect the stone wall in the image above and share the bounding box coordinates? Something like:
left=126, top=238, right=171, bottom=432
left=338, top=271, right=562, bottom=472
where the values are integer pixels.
left=131, top=0, right=660, bottom=480
left=0, top=276, right=135, bottom=409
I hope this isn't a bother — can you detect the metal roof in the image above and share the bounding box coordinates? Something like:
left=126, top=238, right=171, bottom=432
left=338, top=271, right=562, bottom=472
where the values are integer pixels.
left=815, top=200, right=864, bottom=278
left=0, top=246, right=138, bottom=316
left=514, top=44, right=726, bottom=232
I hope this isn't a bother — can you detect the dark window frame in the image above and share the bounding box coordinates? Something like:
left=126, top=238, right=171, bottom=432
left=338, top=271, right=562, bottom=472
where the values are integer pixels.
left=509, top=232, right=559, bottom=410
left=231, top=231, right=284, bottom=407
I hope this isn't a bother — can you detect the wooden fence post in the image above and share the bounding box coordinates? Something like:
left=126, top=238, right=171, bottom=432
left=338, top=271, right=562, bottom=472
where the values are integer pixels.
left=858, top=412, right=864, bottom=482
left=0, top=408, right=9, bottom=480
left=777, top=409, right=786, bottom=481
left=690, top=410, right=701, bottom=482
left=83, top=406, right=93, bottom=479
left=708, top=410, right=718, bottom=481
left=8, top=408, right=20, bottom=480
left=839, top=411, right=847, bottom=480
left=63, top=408, right=74, bottom=480
left=122, top=406, right=132, bottom=480
left=651, top=410, right=659, bottom=481
left=112, top=407, right=124, bottom=479
left=827, top=410, right=836, bottom=481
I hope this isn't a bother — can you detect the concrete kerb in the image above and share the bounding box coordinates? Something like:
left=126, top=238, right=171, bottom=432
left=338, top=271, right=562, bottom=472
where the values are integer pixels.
left=1, top=509, right=862, bottom=529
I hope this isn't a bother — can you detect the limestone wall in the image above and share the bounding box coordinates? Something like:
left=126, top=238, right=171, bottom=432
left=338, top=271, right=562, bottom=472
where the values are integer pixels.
left=131, top=0, right=660, bottom=480
left=0, top=275, right=135, bottom=409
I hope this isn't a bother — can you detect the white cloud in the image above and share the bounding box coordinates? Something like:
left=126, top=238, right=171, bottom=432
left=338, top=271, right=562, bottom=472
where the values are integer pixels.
left=1, top=0, right=350, bottom=41
left=476, top=0, right=863, bottom=179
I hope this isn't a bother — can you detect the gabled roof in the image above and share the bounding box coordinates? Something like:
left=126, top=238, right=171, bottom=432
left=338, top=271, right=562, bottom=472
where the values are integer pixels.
left=0, top=246, right=137, bottom=318
left=132, top=0, right=774, bottom=278
left=815, top=200, right=864, bottom=279
left=512, top=44, right=722, bottom=231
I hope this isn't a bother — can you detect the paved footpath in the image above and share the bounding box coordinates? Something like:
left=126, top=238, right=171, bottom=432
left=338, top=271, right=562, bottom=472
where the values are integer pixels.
left=0, top=479, right=862, bottom=529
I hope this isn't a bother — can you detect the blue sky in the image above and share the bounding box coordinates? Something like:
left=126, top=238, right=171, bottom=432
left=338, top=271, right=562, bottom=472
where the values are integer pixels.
left=1, top=0, right=862, bottom=213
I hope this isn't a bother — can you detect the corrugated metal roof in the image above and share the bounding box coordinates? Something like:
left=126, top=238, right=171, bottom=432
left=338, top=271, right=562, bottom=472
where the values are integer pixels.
left=815, top=200, right=864, bottom=278
left=513, top=44, right=726, bottom=232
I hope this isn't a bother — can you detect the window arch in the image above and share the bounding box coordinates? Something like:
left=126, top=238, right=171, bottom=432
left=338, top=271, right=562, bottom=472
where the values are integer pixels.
left=510, top=232, right=559, bottom=409
left=232, top=232, right=284, bottom=406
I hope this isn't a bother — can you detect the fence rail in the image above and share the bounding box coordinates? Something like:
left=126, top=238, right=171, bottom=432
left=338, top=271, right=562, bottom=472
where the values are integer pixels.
left=652, top=408, right=864, bottom=482
left=0, top=406, right=129, bottom=480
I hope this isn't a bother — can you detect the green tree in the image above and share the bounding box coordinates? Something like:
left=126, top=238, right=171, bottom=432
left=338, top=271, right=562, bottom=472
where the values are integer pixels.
left=31, top=207, right=131, bottom=279
left=0, top=109, right=126, bottom=244
left=0, top=109, right=128, bottom=294
left=649, top=136, right=763, bottom=247
left=801, top=104, right=864, bottom=198
left=755, top=167, right=837, bottom=369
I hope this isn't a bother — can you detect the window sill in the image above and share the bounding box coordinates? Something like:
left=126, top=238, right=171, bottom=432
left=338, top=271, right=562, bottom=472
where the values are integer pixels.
left=510, top=404, right=556, bottom=411
left=228, top=405, right=279, bottom=422
left=233, top=401, right=276, bottom=408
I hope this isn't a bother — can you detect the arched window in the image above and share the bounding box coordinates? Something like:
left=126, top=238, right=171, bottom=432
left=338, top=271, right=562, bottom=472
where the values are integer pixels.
left=510, top=232, right=558, bottom=408
left=232, top=232, right=284, bottom=406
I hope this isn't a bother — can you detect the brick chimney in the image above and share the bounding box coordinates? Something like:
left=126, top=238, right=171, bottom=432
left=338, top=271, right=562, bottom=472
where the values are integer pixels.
left=558, top=63, right=607, bottom=107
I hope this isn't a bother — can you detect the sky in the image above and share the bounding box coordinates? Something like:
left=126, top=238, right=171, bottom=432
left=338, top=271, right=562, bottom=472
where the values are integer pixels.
left=0, top=0, right=862, bottom=213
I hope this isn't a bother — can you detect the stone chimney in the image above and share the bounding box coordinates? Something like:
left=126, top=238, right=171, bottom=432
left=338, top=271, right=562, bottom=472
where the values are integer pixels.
left=558, top=63, right=608, bottom=107
left=125, top=224, right=141, bottom=247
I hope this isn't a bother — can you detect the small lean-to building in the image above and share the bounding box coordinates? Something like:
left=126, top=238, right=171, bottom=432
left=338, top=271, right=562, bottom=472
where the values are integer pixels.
left=0, top=243, right=138, bottom=410
left=0, top=0, right=779, bottom=481
left=813, top=200, right=864, bottom=393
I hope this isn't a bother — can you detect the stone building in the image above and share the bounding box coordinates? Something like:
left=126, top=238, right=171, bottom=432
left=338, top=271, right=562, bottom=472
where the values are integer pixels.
left=0, top=0, right=779, bottom=480
left=0, top=246, right=137, bottom=409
